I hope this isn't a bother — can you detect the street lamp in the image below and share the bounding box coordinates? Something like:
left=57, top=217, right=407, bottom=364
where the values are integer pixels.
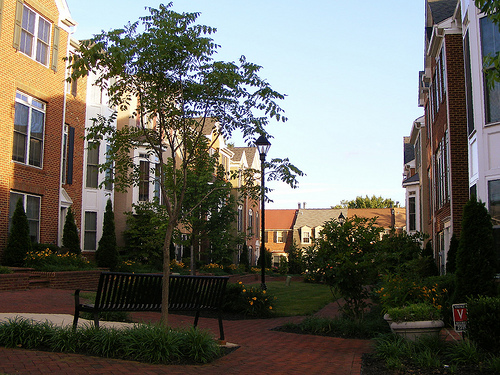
left=338, top=212, right=346, bottom=225
left=255, top=135, right=271, bottom=290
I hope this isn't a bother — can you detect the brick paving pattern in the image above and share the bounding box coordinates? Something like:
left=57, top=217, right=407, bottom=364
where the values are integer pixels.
left=0, top=289, right=372, bottom=375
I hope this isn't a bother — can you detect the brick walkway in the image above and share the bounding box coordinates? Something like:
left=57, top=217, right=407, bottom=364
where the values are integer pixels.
left=0, top=289, right=373, bottom=375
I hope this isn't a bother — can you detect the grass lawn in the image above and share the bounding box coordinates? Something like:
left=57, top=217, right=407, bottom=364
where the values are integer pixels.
left=265, top=280, right=338, bottom=316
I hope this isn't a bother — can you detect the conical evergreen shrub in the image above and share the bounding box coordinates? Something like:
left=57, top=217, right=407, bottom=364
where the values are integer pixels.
left=446, top=234, right=459, bottom=274
left=96, top=199, right=118, bottom=269
left=62, top=207, right=81, bottom=255
left=240, top=244, right=250, bottom=271
left=3, top=198, right=32, bottom=266
left=454, top=197, right=497, bottom=302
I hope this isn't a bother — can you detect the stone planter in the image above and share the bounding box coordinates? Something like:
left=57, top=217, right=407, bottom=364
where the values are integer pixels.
left=390, top=320, right=444, bottom=341
left=383, top=313, right=393, bottom=331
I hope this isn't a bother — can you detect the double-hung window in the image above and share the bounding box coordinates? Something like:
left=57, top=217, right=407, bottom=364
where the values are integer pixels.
left=9, top=192, right=41, bottom=243
left=86, top=143, right=99, bottom=188
left=84, top=211, right=97, bottom=250
left=13, top=92, right=45, bottom=167
left=19, top=4, right=51, bottom=65
left=480, top=16, right=500, bottom=124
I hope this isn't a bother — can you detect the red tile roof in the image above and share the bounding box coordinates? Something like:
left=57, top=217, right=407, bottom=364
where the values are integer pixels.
left=266, top=209, right=297, bottom=230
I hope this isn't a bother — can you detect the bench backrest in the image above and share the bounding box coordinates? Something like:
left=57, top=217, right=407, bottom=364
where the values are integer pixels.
left=93, top=272, right=228, bottom=312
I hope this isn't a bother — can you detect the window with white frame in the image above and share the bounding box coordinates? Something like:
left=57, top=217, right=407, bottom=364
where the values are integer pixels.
left=84, top=211, right=97, bottom=250
left=9, top=191, right=41, bottom=243
left=13, top=92, right=45, bottom=167
left=18, top=4, right=51, bottom=65
left=480, top=16, right=500, bottom=124
left=435, top=131, right=449, bottom=209
left=237, top=205, right=243, bottom=232
left=104, top=143, right=113, bottom=191
left=301, top=228, right=310, bottom=244
left=409, top=196, right=416, bottom=231
left=86, top=143, right=99, bottom=188
left=488, top=180, right=500, bottom=227
left=139, top=159, right=150, bottom=202
left=248, top=209, right=253, bottom=236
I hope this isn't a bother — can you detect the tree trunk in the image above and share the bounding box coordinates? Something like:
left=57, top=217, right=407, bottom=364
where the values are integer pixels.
left=160, top=222, right=174, bottom=327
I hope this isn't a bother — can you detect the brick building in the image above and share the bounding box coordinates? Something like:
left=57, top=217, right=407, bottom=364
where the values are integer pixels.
left=0, top=0, right=85, bottom=258
left=265, top=209, right=297, bottom=266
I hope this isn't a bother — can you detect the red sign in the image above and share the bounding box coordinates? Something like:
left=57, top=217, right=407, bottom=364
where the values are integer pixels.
left=452, top=304, right=467, bottom=332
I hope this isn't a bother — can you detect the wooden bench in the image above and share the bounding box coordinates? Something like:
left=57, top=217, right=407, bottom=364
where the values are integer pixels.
left=73, top=272, right=229, bottom=340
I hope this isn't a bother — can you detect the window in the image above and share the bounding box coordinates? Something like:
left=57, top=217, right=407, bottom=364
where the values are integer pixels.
left=302, top=229, right=310, bottom=244
left=86, top=143, right=99, bottom=188
left=61, top=125, right=75, bottom=184
left=9, top=192, right=40, bottom=243
left=13, top=92, right=45, bottom=167
left=237, top=205, right=243, bottom=232
left=480, top=16, right=500, bottom=124
left=139, top=160, right=150, bottom=201
left=104, top=144, right=113, bottom=191
left=409, top=197, right=416, bottom=231
left=248, top=209, right=253, bottom=235
left=276, top=231, right=287, bottom=243
left=15, top=3, right=51, bottom=65
left=489, top=180, right=500, bottom=226
left=435, top=131, right=450, bottom=209
left=255, top=211, right=259, bottom=237
left=84, top=212, right=97, bottom=250
left=464, top=31, right=475, bottom=134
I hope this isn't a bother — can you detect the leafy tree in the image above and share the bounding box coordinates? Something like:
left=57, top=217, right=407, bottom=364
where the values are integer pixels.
left=123, top=202, right=168, bottom=269
left=375, top=230, right=425, bottom=274
left=332, top=195, right=396, bottom=209
left=3, top=198, right=32, bottom=266
left=446, top=234, right=459, bottom=274
left=306, top=216, right=383, bottom=320
left=96, top=199, right=118, bottom=270
left=62, top=207, right=81, bottom=255
left=454, top=197, right=497, bottom=302
left=69, top=4, right=303, bottom=326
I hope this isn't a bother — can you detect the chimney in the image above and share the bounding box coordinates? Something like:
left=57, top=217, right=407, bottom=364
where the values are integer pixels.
left=303, top=202, right=306, bottom=209
left=298, top=203, right=301, bottom=209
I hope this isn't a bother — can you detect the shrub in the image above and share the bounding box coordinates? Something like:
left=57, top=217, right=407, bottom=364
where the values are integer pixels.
left=239, top=245, right=250, bottom=271
left=287, top=240, right=304, bottom=275
left=446, top=234, right=459, bottom=274
left=3, top=198, right=32, bottom=266
left=466, top=296, right=500, bottom=353
left=376, top=274, right=447, bottom=313
left=0, top=318, right=221, bottom=364
left=24, top=248, right=93, bottom=272
left=387, top=303, right=442, bottom=322
left=199, top=263, right=225, bottom=275
left=454, top=197, right=497, bottom=302
left=223, top=281, right=275, bottom=317
left=96, top=199, right=118, bottom=270
left=62, top=208, right=81, bottom=255
left=277, top=256, right=288, bottom=275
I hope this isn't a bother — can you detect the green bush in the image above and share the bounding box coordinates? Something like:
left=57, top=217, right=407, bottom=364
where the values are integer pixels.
left=62, top=208, right=81, bottom=255
left=454, top=197, right=497, bottom=302
left=0, top=318, right=221, bottom=364
left=387, top=303, right=442, bottom=322
left=96, top=199, right=119, bottom=270
left=3, top=198, right=32, bottom=267
left=24, top=248, right=94, bottom=272
left=223, top=281, right=275, bottom=317
left=467, top=296, right=500, bottom=353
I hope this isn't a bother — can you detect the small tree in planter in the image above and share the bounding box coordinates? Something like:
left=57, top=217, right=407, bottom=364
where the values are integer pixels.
left=454, top=197, right=497, bottom=302
left=62, top=207, right=81, bottom=255
left=3, top=198, right=32, bottom=266
left=96, top=199, right=118, bottom=270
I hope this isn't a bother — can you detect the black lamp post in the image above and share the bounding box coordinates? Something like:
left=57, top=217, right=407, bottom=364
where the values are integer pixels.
left=255, top=135, right=271, bottom=291
left=338, top=212, right=346, bottom=225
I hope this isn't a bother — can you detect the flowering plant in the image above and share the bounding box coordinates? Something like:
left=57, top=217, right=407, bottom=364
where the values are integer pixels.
left=376, top=274, right=447, bottom=312
left=169, top=259, right=186, bottom=273
left=387, top=303, right=443, bottom=322
left=223, top=281, right=276, bottom=317
left=24, top=248, right=92, bottom=271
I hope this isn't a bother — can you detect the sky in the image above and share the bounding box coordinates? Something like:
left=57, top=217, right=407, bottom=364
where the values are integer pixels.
left=66, top=0, right=425, bottom=209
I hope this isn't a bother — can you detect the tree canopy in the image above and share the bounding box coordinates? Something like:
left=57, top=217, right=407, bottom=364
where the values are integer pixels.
left=69, top=3, right=303, bottom=326
left=332, top=195, right=397, bottom=209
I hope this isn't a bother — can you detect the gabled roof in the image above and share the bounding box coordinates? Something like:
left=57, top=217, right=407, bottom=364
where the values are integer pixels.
left=266, top=209, right=298, bottom=230
left=403, top=173, right=420, bottom=186
left=294, top=208, right=346, bottom=228
left=428, top=0, right=458, bottom=24
left=404, top=138, right=415, bottom=164
left=348, top=208, right=406, bottom=229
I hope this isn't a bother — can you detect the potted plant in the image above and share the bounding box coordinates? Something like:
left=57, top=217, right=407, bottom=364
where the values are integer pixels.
left=387, top=303, right=444, bottom=341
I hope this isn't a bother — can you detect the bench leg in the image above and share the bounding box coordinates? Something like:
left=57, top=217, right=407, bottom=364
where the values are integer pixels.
left=93, top=312, right=100, bottom=329
left=72, top=310, right=79, bottom=330
left=193, top=311, right=200, bottom=328
left=218, top=313, right=225, bottom=341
